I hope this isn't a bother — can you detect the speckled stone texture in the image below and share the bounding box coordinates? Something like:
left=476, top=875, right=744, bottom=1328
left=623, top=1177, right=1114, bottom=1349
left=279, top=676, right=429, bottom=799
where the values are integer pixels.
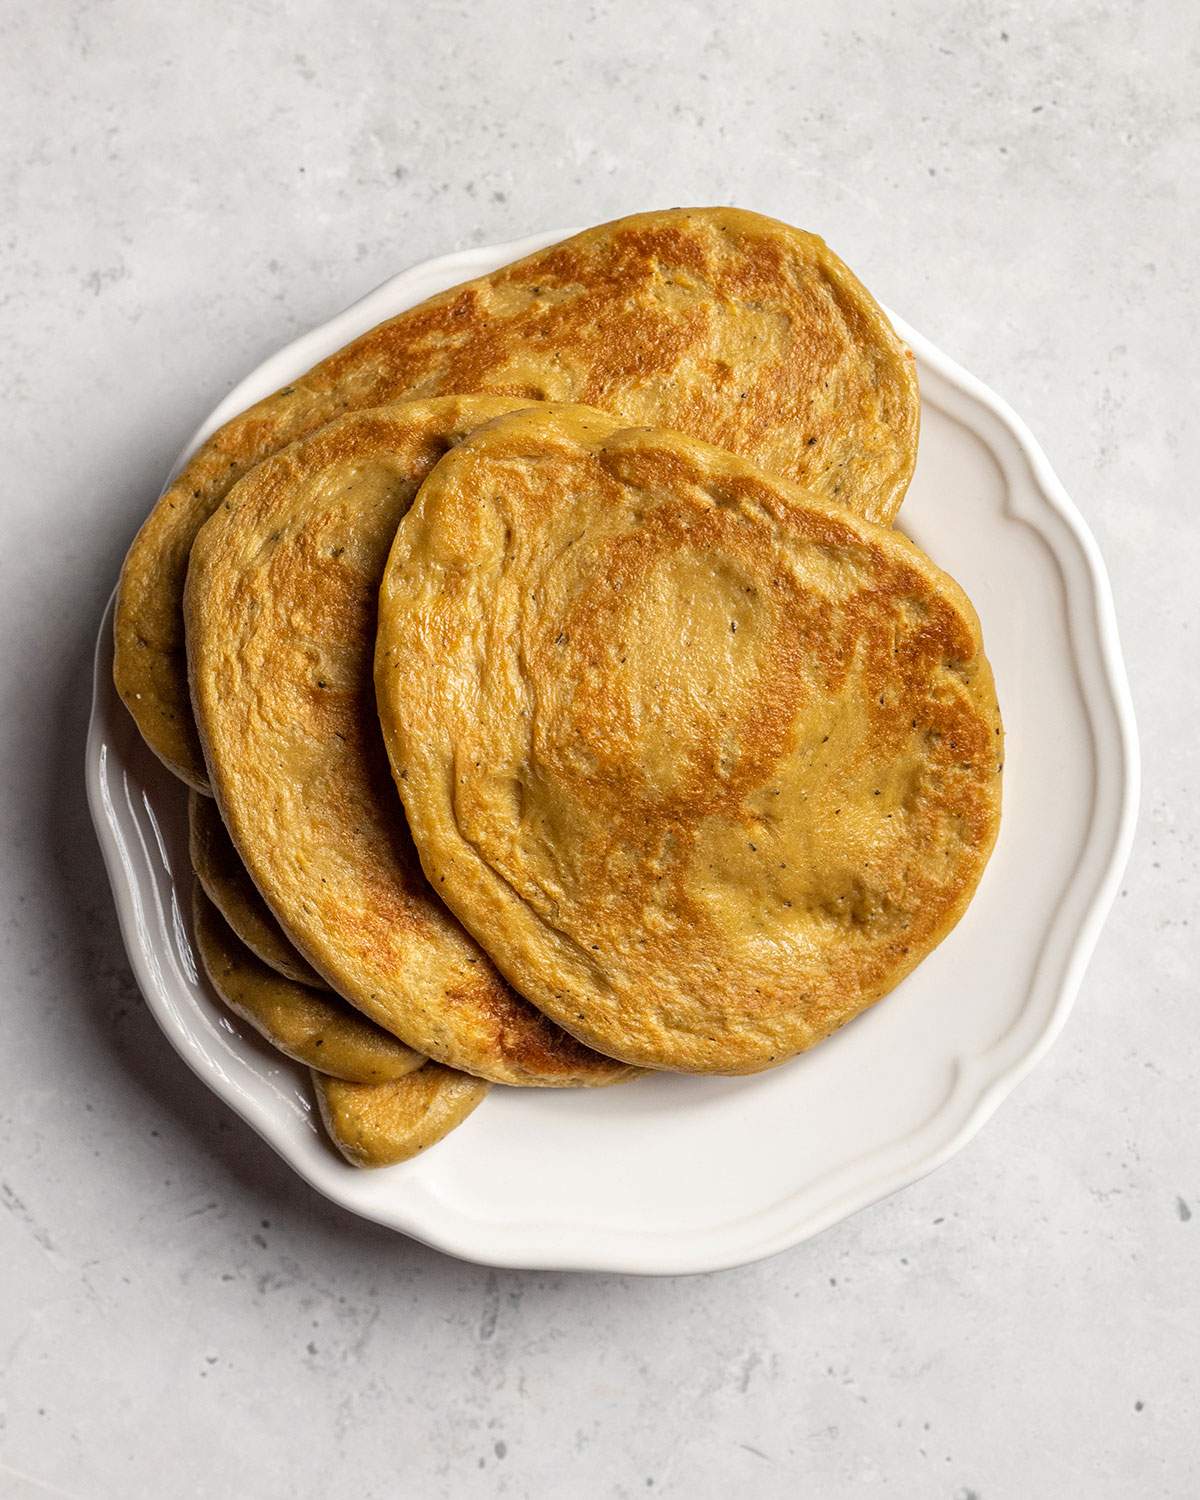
left=0, top=1, right=1195, bottom=1496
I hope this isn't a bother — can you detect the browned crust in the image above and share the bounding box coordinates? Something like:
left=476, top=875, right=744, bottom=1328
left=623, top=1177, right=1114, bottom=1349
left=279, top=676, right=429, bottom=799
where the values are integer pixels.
left=191, top=884, right=426, bottom=1083
left=114, top=207, right=918, bottom=788
left=185, top=395, right=638, bottom=1088
left=189, top=790, right=327, bottom=988
left=376, top=405, right=1002, bottom=1074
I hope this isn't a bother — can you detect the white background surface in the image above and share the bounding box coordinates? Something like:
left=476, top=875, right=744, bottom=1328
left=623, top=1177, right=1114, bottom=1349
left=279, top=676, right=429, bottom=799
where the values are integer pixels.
left=0, top=2, right=1195, bottom=1496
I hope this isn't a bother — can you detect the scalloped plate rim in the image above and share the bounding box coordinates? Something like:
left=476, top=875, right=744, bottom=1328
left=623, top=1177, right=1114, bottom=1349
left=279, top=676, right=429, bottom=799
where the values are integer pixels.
left=85, top=226, right=1139, bottom=1275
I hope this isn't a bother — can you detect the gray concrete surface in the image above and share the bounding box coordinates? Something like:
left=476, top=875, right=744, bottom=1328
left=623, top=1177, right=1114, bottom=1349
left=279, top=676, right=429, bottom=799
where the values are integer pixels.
left=1, top=1, right=1196, bottom=1495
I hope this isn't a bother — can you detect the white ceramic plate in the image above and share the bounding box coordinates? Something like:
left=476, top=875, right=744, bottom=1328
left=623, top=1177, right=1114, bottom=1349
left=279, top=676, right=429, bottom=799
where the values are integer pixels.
left=86, top=229, right=1139, bottom=1275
